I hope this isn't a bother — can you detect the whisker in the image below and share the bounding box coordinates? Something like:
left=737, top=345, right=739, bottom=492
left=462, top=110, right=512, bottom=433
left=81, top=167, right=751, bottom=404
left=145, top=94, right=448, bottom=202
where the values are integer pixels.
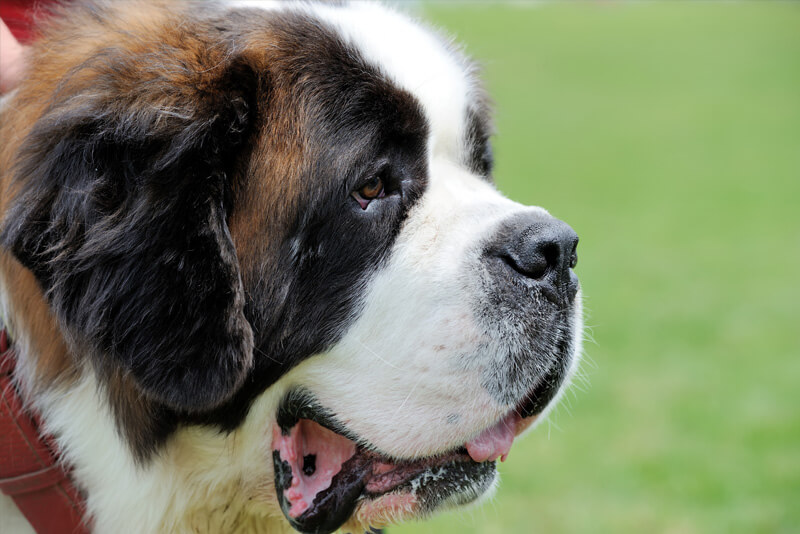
left=393, top=373, right=425, bottom=418
left=354, top=338, right=405, bottom=371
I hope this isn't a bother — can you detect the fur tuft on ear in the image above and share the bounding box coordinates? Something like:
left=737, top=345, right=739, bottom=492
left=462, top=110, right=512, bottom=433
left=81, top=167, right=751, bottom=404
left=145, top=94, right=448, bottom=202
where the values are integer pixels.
left=0, top=26, right=257, bottom=412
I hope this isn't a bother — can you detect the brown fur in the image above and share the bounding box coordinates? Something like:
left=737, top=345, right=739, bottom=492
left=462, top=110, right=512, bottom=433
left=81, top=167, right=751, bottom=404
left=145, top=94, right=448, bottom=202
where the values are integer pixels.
left=0, top=254, right=74, bottom=386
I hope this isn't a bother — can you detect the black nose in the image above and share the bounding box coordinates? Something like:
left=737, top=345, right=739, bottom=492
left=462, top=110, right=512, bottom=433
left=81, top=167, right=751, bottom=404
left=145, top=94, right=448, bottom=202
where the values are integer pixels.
left=490, top=213, right=579, bottom=304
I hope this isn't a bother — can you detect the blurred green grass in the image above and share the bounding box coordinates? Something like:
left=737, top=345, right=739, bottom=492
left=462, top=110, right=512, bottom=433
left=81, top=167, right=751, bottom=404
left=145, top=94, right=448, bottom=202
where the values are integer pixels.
left=392, top=2, right=800, bottom=533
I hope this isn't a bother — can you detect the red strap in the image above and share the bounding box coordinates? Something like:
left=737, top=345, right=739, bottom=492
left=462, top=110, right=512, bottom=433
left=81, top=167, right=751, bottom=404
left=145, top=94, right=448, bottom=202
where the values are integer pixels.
left=0, top=0, right=59, bottom=44
left=0, top=465, right=69, bottom=495
left=0, top=329, right=91, bottom=533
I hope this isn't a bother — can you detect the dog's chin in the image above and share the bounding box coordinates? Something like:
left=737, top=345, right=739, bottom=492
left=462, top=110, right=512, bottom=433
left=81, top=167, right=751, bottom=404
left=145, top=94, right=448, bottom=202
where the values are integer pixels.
left=270, top=389, right=550, bottom=534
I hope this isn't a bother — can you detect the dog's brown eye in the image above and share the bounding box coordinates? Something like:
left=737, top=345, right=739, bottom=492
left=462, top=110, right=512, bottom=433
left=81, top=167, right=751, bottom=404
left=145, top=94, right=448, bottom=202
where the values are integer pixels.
left=352, top=176, right=385, bottom=209
left=360, top=177, right=384, bottom=200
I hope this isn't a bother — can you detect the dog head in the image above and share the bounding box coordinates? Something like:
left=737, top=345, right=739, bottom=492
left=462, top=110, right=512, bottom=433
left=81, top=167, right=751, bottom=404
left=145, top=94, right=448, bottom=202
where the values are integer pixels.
left=0, top=2, right=582, bottom=532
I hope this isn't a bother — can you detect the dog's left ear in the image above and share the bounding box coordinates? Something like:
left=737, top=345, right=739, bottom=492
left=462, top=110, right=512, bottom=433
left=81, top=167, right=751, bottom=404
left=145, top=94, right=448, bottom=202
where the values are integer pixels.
left=1, top=38, right=258, bottom=412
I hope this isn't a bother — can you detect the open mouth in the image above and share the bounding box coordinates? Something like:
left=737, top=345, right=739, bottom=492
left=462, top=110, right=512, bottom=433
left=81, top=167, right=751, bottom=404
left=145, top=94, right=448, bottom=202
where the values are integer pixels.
left=271, top=387, right=551, bottom=534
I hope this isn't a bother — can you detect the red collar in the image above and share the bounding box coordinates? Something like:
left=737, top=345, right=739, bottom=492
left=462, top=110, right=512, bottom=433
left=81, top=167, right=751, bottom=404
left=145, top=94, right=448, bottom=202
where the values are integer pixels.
left=0, top=328, right=90, bottom=533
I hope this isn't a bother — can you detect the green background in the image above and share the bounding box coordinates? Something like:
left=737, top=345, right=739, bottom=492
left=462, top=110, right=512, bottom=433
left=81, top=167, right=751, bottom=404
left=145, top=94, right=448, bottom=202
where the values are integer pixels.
left=392, top=2, right=799, bottom=533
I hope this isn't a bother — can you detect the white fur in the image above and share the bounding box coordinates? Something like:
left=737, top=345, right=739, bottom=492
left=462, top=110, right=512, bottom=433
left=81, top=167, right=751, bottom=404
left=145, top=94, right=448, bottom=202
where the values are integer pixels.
left=1, top=2, right=583, bottom=532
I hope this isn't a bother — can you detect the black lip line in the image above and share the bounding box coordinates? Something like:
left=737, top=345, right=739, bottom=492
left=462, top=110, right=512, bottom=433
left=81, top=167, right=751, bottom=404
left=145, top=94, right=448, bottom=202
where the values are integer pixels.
left=276, top=389, right=356, bottom=438
left=361, top=454, right=481, bottom=500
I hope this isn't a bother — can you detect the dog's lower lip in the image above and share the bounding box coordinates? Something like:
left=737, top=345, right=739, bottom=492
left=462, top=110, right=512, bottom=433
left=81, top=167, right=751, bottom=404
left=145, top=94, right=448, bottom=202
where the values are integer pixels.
left=272, top=417, right=477, bottom=534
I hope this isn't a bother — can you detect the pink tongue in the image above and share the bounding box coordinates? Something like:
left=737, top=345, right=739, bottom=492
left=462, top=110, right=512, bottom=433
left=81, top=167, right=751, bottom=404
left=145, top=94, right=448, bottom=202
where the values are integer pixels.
left=465, top=412, right=520, bottom=463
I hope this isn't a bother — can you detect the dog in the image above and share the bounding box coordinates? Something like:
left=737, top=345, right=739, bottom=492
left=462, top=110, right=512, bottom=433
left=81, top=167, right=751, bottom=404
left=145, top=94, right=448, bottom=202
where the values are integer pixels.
left=0, top=1, right=582, bottom=532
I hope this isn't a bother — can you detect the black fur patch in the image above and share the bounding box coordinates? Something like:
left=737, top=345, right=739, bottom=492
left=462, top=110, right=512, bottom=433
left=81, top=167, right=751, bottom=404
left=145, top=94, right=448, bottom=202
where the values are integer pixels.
left=1, top=11, right=259, bottom=455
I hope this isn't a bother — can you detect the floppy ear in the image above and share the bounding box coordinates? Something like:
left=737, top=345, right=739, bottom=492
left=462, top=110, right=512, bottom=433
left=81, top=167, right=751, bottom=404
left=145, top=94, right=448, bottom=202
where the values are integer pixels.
left=1, top=40, right=257, bottom=412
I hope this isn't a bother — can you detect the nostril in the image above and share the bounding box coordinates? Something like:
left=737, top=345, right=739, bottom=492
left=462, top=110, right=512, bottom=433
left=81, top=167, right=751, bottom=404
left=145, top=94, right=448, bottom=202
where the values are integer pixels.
left=500, top=238, right=566, bottom=281
left=500, top=252, right=548, bottom=280
left=541, top=242, right=561, bottom=272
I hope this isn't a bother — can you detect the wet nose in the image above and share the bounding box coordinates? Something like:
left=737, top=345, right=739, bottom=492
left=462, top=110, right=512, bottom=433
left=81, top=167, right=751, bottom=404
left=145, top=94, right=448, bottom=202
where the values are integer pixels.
left=490, top=214, right=579, bottom=304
